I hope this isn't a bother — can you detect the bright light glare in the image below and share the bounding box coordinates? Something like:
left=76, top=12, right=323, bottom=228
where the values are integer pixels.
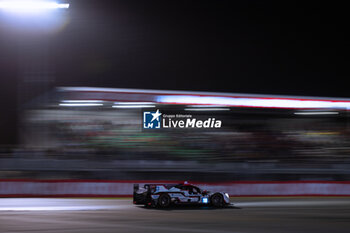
left=187, top=105, right=227, bottom=107
left=158, top=95, right=350, bottom=110
left=112, top=105, right=156, bottom=108
left=59, top=103, right=103, bottom=107
left=184, top=108, right=230, bottom=111
left=294, top=111, right=339, bottom=115
left=115, top=102, right=155, bottom=105
left=0, top=1, right=69, bottom=12
left=62, top=100, right=103, bottom=103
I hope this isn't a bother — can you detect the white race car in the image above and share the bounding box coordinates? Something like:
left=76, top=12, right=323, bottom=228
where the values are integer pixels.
left=133, top=182, right=230, bottom=208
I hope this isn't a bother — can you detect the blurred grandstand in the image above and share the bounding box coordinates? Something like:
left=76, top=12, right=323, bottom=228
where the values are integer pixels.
left=2, top=87, right=350, bottom=181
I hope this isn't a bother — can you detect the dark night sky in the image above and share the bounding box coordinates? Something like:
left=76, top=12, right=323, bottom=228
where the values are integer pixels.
left=0, top=0, right=349, bottom=144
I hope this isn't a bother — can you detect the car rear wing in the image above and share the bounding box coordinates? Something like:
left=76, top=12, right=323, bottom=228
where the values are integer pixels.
left=133, top=184, right=153, bottom=205
left=134, top=184, right=153, bottom=193
left=133, top=184, right=140, bottom=193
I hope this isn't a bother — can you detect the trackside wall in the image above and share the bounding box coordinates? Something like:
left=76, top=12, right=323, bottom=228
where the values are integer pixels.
left=1, top=180, right=350, bottom=197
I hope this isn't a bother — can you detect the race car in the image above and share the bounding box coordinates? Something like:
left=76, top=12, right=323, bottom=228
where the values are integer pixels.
left=133, top=182, right=230, bottom=208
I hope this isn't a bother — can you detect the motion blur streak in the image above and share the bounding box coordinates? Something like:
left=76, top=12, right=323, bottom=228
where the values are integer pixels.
left=59, top=103, right=104, bottom=107
left=157, top=95, right=350, bottom=109
left=112, top=105, right=156, bottom=108
left=0, top=206, right=117, bottom=211
left=294, top=111, right=339, bottom=115
left=62, top=100, right=104, bottom=103
left=3, top=87, right=347, bottom=182
left=0, top=198, right=128, bottom=211
left=1, top=198, right=350, bottom=233
left=184, top=108, right=230, bottom=111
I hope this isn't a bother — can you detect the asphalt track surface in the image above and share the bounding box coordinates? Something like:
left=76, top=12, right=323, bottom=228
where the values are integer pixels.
left=1, top=197, right=350, bottom=233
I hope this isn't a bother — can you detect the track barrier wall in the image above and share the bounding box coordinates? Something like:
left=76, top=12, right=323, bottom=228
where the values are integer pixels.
left=1, top=180, right=350, bottom=197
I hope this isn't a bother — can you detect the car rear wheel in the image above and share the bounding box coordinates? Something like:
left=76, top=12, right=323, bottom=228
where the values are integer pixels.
left=211, top=193, right=224, bottom=207
left=158, top=194, right=171, bottom=208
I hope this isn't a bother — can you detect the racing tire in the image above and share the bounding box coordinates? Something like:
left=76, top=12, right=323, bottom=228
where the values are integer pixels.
left=158, top=194, right=171, bottom=208
left=211, top=193, right=224, bottom=208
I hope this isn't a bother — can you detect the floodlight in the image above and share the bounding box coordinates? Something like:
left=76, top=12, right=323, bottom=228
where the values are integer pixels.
left=0, top=0, right=69, bottom=13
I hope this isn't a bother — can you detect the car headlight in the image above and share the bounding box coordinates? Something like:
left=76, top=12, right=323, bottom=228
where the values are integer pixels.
left=225, top=193, right=229, bottom=198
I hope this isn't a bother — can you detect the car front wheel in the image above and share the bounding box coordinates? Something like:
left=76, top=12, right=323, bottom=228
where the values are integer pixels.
left=211, top=193, right=224, bottom=207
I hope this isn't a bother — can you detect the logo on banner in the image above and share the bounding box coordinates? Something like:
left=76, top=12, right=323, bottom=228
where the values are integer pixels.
left=142, top=109, right=223, bottom=129
left=143, top=109, right=162, bottom=129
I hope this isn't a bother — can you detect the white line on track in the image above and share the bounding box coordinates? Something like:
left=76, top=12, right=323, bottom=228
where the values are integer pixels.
left=0, top=198, right=131, bottom=211
left=2, top=198, right=350, bottom=212
left=110, top=223, right=244, bottom=233
left=0, top=205, right=121, bottom=211
left=235, top=200, right=350, bottom=207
